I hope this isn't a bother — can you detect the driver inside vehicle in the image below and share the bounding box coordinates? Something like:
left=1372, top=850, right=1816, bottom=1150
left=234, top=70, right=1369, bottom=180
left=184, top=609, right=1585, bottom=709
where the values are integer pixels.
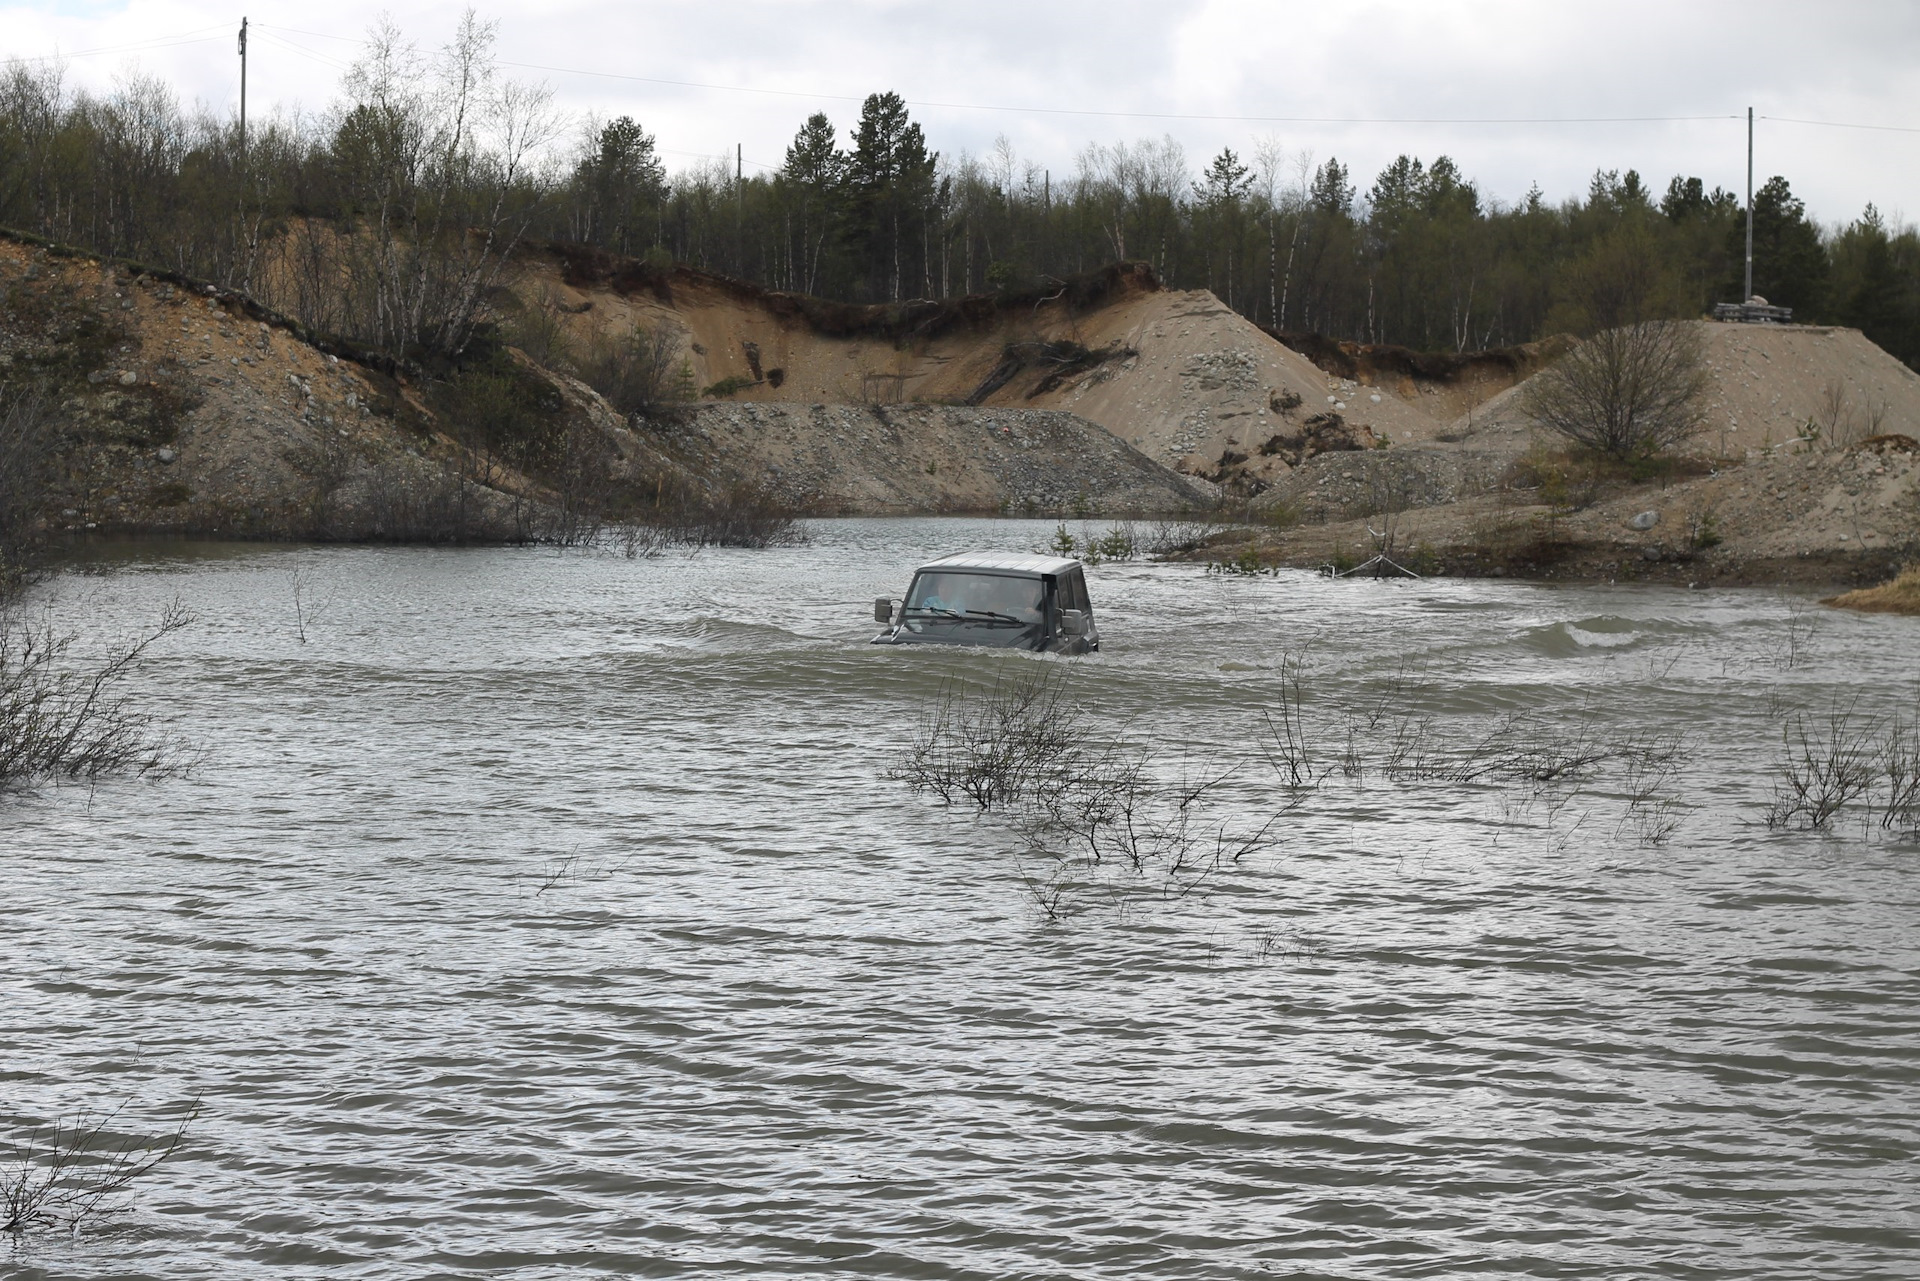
left=908, top=572, right=1045, bottom=624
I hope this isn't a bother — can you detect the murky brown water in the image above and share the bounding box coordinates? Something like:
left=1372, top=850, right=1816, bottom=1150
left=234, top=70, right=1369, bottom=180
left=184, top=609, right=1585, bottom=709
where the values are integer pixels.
left=5, top=518, right=1919, bottom=1278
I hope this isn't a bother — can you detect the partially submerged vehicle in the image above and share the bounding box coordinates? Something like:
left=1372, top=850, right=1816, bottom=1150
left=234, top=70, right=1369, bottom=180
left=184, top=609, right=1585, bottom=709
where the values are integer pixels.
left=871, top=553, right=1100, bottom=654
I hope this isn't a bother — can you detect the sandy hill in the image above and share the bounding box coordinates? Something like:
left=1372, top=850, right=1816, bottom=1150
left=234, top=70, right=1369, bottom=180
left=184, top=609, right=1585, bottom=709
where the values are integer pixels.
left=1450, top=321, right=1920, bottom=454
left=506, top=248, right=1441, bottom=486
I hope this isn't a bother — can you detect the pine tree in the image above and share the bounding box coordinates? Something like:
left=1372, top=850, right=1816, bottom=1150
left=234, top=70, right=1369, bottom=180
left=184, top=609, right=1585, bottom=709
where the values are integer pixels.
left=843, top=92, right=936, bottom=301
left=574, top=116, right=665, bottom=254
left=780, top=112, right=844, bottom=293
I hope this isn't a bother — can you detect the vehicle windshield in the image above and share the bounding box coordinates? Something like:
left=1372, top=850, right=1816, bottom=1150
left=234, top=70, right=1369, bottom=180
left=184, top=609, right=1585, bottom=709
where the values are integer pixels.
left=899, top=571, right=1046, bottom=646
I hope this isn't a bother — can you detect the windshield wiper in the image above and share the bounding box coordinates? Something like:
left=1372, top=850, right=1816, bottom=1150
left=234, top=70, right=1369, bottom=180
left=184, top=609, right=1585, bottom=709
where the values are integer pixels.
left=900, top=606, right=962, bottom=619
left=961, top=610, right=1027, bottom=626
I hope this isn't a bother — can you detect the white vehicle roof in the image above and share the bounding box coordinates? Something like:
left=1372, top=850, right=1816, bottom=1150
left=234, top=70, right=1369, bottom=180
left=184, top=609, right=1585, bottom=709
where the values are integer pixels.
left=915, top=552, right=1081, bottom=576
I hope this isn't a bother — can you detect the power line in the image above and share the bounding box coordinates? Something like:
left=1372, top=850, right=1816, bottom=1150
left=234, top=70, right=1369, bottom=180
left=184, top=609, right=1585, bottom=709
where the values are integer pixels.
left=1760, top=114, right=1920, bottom=135
left=252, top=30, right=354, bottom=74
left=3, top=28, right=230, bottom=65
left=255, top=26, right=1745, bottom=129
left=503, top=61, right=1746, bottom=128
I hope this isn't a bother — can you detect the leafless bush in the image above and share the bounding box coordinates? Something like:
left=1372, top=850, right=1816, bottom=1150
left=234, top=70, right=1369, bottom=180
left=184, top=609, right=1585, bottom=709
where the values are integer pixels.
left=660, top=483, right=807, bottom=549
left=1882, top=712, right=1920, bottom=838
left=284, top=426, right=360, bottom=539
left=1017, top=760, right=1280, bottom=918
left=504, top=286, right=576, bottom=369
left=532, top=421, right=622, bottom=547
left=1262, top=654, right=1324, bottom=788
left=610, top=520, right=673, bottom=559
left=1460, top=713, right=1617, bottom=784
left=0, top=386, right=55, bottom=599
left=891, top=668, right=1081, bottom=809
left=1330, top=658, right=1436, bottom=783
left=3, top=1100, right=196, bottom=1234
left=1766, top=707, right=1880, bottom=830
left=1816, top=379, right=1854, bottom=451
left=1615, top=732, right=1687, bottom=846
left=1777, top=597, right=1822, bottom=670
left=577, top=323, right=692, bottom=418
left=1141, top=515, right=1224, bottom=557
left=1522, top=320, right=1708, bottom=459
left=1, top=601, right=195, bottom=790
left=894, top=670, right=1282, bottom=919
left=355, top=460, right=517, bottom=543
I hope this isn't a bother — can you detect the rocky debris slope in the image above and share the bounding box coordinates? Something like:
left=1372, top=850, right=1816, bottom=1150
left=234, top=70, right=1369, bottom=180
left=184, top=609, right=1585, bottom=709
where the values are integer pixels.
left=1218, top=435, right=1920, bottom=587
left=667, top=403, right=1215, bottom=515
left=1258, top=447, right=1514, bottom=525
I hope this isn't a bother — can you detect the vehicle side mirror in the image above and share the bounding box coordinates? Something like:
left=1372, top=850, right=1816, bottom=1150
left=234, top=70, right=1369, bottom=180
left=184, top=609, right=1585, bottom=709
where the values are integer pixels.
left=873, top=597, right=895, bottom=624
left=1058, top=608, right=1087, bottom=637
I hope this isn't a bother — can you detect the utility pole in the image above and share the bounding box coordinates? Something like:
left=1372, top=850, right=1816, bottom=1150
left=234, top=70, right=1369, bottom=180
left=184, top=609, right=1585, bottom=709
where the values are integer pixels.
left=237, top=17, right=248, bottom=162
left=1744, top=106, right=1754, bottom=301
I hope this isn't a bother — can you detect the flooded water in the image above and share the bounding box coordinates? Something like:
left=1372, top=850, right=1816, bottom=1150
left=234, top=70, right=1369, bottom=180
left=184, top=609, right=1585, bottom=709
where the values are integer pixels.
left=6, top=517, right=1919, bottom=1279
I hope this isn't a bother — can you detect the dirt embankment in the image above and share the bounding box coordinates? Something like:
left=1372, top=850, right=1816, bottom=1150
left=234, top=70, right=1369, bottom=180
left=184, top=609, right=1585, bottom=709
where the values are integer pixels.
left=3, top=233, right=1206, bottom=536
left=0, top=233, right=711, bottom=539
left=505, top=247, right=1440, bottom=486
left=18, top=223, right=1920, bottom=566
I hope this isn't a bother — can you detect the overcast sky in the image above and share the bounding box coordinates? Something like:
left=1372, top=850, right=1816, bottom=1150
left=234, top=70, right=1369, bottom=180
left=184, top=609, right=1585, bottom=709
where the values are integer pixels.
left=6, top=0, right=1917, bottom=225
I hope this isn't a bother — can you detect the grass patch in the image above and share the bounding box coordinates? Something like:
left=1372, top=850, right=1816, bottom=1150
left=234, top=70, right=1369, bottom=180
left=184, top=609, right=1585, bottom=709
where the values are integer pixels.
left=1826, top=563, right=1920, bottom=616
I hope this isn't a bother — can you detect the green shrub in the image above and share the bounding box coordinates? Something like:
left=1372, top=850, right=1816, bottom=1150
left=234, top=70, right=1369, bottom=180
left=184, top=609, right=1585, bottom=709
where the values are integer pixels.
left=701, top=375, right=756, bottom=399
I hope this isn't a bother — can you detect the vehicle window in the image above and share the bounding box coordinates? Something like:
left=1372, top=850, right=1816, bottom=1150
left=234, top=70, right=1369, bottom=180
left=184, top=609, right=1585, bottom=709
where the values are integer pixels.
left=905, top=572, right=1045, bottom=623
left=1066, top=569, right=1090, bottom=613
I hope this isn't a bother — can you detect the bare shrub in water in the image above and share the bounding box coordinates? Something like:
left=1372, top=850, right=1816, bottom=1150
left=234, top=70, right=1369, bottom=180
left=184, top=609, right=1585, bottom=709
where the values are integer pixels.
left=661, top=483, right=808, bottom=549
left=1014, top=750, right=1282, bottom=919
left=0, top=601, right=195, bottom=790
left=1765, top=707, right=1880, bottom=830
left=1262, top=654, right=1325, bottom=788
left=1881, top=712, right=1920, bottom=838
left=892, top=668, right=1080, bottom=809
left=1141, top=514, right=1225, bottom=557
left=895, top=669, right=1282, bottom=918
left=2, top=1100, right=196, bottom=1233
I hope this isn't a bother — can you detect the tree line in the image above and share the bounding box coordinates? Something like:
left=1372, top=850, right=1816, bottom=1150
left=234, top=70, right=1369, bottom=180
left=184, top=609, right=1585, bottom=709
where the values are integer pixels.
left=3, top=16, right=1917, bottom=371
